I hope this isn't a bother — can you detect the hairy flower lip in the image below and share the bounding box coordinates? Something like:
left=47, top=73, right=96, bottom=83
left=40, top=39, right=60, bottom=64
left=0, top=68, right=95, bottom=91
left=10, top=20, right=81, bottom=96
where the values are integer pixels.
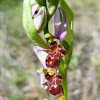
left=44, top=74, right=64, bottom=98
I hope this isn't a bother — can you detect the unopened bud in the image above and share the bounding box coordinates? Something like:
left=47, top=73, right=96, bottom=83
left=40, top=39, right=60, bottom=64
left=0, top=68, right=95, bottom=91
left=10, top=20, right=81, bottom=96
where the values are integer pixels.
left=31, top=4, right=47, bottom=32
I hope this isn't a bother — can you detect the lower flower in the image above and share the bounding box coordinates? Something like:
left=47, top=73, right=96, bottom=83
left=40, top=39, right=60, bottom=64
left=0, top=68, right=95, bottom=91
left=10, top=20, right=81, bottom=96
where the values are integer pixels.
left=44, top=73, right=64, bottom=98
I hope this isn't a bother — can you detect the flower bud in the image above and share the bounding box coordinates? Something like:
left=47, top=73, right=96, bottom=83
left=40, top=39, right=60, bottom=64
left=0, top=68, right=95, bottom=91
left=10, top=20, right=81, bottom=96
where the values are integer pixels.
left=23, top=0, right=47, bottom=33
left=31, top=4, right=47, bottom=32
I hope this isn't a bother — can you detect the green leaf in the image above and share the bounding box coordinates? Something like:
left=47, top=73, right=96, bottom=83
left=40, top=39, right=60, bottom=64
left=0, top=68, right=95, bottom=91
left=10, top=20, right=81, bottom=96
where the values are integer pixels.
left=47, top=0, right=60, bottom=21
left=59, top=58, right=64, bottom=75
left=64, top=42, right=73, bottom=66
left=60, top=0, right=74, bottom=46
left=59, top=58, right=68, bottom=100
left=60, top=0, right=74, bottom=66
left=23, top=0, right=49, bottom=49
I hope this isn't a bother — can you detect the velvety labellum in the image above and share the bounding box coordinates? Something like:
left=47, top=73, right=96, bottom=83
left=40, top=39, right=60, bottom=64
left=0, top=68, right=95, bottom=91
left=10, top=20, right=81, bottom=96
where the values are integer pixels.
left=44, top=74, right=64, bottom=98
left=45, top=41, right=66, bottom=72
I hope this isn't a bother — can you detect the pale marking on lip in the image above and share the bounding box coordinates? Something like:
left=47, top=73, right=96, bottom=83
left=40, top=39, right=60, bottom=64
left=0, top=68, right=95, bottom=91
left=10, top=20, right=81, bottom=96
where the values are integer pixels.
left=46, top=62, right=48, bottom=64
left=51, top=57, right=54, bottom=59
left=50, top=61, right=52, bottom=65
left=54, top=84, right=57, bottom=88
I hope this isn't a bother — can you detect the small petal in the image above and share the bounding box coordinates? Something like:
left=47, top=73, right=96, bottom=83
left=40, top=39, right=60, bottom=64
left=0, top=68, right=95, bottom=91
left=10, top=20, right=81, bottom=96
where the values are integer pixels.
left=54, top=7, right=67, bottom=38
left=33, top=46, right=48, bottom=69
left=59, top=31, right=67, bottom=41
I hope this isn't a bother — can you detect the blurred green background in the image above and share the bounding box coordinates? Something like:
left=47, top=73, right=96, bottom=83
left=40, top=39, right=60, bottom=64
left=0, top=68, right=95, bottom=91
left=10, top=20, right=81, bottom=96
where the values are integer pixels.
left=0, top=0, right=100, bottom=100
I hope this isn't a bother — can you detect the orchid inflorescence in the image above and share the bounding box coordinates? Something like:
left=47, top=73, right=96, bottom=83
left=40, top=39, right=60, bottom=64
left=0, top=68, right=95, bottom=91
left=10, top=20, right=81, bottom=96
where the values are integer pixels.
left=33, top=7, right=67, bottom=98
left=23, top=0, right=73, bottom=100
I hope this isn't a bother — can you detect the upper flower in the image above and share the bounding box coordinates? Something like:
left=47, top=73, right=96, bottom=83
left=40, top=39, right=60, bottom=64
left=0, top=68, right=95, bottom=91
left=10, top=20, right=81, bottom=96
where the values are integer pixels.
left=44, top=7, right=67, bottom=42
left=54, top=7, right=67, bottom=41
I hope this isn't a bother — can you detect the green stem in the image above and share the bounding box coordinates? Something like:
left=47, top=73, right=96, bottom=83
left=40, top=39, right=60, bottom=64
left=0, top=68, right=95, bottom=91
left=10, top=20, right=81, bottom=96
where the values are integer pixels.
left=59, top=59, right=68, bottom=100
left=43, top=0, right=49, bottom=42
left=62, top=67, right=68, bottom=100
left=43, top=22, right=49, bottom=34
left=43, top=0, right=49, bottom=34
